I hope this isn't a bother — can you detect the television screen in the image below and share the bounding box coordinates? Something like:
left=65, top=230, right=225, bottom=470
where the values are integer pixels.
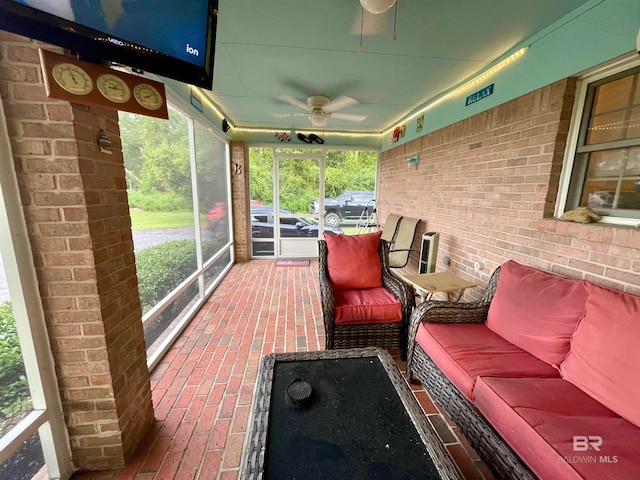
left=0, top=0, right=218, bottom=89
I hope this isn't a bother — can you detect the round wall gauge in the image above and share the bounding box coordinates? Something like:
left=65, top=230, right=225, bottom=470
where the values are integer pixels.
left=97, top=73, right=131, bottom=103
left=133, top=83, right=164, bottom=110
left=52, top=62, right=93, bottom=95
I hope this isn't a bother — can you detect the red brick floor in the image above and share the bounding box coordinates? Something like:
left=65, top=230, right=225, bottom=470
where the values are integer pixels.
left=71, top=260, right=494, bottom=480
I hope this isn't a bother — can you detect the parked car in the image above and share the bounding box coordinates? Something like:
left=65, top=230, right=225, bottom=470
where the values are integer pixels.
left=205, top=202, right=227, bottom=231
left=206, top=199, right=263, bottom=231
left=251, top=206, right=343, bottom=256
left=251, top=206, right=343, bottom=239
left=310, top=191, right=375, bottom=227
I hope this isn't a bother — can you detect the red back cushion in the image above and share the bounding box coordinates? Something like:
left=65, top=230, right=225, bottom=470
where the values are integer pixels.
left=325, top=231, right=383, bottom=291
left=486, top=260, right=588, bottom=366
left=560, top=282, right=640, bottom=429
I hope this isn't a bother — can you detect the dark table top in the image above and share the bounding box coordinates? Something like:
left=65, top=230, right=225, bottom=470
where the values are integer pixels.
left=241, top=348, right=461, bottom=480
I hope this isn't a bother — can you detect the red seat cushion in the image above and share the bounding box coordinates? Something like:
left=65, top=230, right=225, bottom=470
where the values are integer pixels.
left=325, top=231, right=383, bottom=291
left=474, top=376, right=640, bottom=480
left=560, top=282, right=640, bottom=429
left=334, top=287, right=402, bottom=325
left=415, top=323, right=559, bottom=400
left=486, top=260, right=588, bottom=366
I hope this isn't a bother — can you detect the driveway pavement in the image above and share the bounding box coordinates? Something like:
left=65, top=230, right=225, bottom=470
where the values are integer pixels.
left=0, top=227, right=219, bottom=302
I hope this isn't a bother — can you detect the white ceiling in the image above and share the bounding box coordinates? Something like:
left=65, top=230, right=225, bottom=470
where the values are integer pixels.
left=207, top=0, right=593, bottom=132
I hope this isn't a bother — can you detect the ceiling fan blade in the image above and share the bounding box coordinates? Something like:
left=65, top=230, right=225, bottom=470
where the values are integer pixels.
left=323, top=95, right=359, bottom=113
left=329, top=112, right=367, bottom=122
left=277, top=94, right=310, bottom=111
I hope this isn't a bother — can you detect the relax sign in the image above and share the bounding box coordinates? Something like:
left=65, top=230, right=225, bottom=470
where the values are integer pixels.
left=466, top=84, right=494, bottom=106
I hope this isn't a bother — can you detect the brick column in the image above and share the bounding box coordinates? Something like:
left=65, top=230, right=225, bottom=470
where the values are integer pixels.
left=230, top=141, right=250, bottom=261
left=1, top=33, right=153, bottom=470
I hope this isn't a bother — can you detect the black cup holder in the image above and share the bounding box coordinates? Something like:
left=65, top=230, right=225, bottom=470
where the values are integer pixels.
left=285, top=379, right=312, bottom=408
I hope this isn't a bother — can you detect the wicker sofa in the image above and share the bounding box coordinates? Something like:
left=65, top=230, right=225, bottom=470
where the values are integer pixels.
left=406, top=260, right=640, bottom=480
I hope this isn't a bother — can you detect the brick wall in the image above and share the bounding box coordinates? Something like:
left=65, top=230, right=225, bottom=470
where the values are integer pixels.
left=1, top=32, right=153, bottom=470
left=230, top=141, right=249, bottom=262
left=378, top=78, right=640, bottom=297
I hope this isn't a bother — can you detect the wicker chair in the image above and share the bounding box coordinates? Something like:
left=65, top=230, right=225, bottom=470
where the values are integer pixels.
left=318, top=238, right=414, bottom=359
left=406, top=266, right=537, bottom=479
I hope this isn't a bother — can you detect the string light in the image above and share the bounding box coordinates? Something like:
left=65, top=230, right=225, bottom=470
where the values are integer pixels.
left=195, top=46, right=528, bottom=139
left=197, top=92, right=227, bottom=121
left=384, top=46, right=529, bottom=137
left=232, top=127, right=380, bottom=138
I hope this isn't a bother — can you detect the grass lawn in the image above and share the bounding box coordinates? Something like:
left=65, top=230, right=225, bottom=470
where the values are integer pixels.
left=130, top=211, right=203, bottom=231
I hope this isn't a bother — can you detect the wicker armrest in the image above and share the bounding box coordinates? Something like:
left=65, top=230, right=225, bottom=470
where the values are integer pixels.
left=413, top=299, right=490, bottom=324
left=381, top=242, right=414, bottom=312
left=406, top=300, right=489, bottom=380
left=382, top=270, right=414, bottom=310
left=317, top=241, right=335, bottom=345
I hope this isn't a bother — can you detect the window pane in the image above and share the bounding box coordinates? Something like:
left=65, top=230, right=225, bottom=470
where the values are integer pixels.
left=145, top=282, right=202, bottom=356
left=195, top=122, right=230, bottom=258
left=568, top=64, right=640, bottom=219
left=249, top=148, right=274, bottom=208
left=586, top=149, right=626, bottom=178
left=325, top=150, right=377, bottom=235
left=586, top=71, right=640, bottom=145
left=0, top=431, right=44, bottom=480
left=278, top=158, right=320, bottom=215
left=249, top=148, right=274, bottom=256
left=252, top=242, right=274, bottom=257
left=591, top=74, right=634, bottom=114
left=0, top=261, right=42, bottom=479
left=204, top=250, right=232, bottom=291
left=0, top=300, right=33, bottom=438
left=119, top=107, right=197, bottom=351
left=582, top=148, right=640, bottom=210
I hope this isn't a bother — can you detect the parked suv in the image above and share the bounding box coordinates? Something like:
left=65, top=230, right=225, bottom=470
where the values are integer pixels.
left=310, top=191, right=375, bottom=227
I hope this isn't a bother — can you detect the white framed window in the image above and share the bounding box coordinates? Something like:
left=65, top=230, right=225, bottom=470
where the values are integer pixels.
left=557, top=54, right=640, bottom=226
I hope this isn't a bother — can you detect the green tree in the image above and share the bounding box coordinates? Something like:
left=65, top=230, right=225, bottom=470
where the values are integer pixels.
left=248, top=148, right=377, bottom=212
left=119, top=109, right=192, bottom=208
left=249, top=148, right=274, bottom=205
left=0, top=302, right=30, bottom=433
left=326, top=150, right=376, bottom=195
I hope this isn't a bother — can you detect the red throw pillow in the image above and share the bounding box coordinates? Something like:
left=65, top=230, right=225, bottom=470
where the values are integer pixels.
left=325, top=231, right=383, bottom=291
left=560, top=282, right=640, bottom=429
left=486, top=260, right=588, bottom=366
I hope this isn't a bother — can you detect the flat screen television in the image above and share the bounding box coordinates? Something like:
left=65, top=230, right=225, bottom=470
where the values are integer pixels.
left=0, top=0, right=218, bottom=89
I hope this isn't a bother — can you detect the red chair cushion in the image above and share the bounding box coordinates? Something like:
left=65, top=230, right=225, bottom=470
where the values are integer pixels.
left=334, top=287, right=402, bottom=325
left=325, top=231, right=383, bottom=291
left=416, top=323, right=559, bottom=400
left=474, top=376, right=640, bottom=480
left=486, top=260, right=588, bottom=366
left=560, top=282, right=640, bottom=429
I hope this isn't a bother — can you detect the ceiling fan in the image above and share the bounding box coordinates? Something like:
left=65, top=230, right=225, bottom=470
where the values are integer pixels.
left=277, top=94, right=367, bottom=128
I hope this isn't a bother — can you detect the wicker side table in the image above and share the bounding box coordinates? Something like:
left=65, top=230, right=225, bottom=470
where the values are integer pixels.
left=241, top=347, right=461, bottom=480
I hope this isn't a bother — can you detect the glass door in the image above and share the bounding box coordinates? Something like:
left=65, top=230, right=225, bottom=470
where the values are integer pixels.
left=275, top=153, right=324, bottom=258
